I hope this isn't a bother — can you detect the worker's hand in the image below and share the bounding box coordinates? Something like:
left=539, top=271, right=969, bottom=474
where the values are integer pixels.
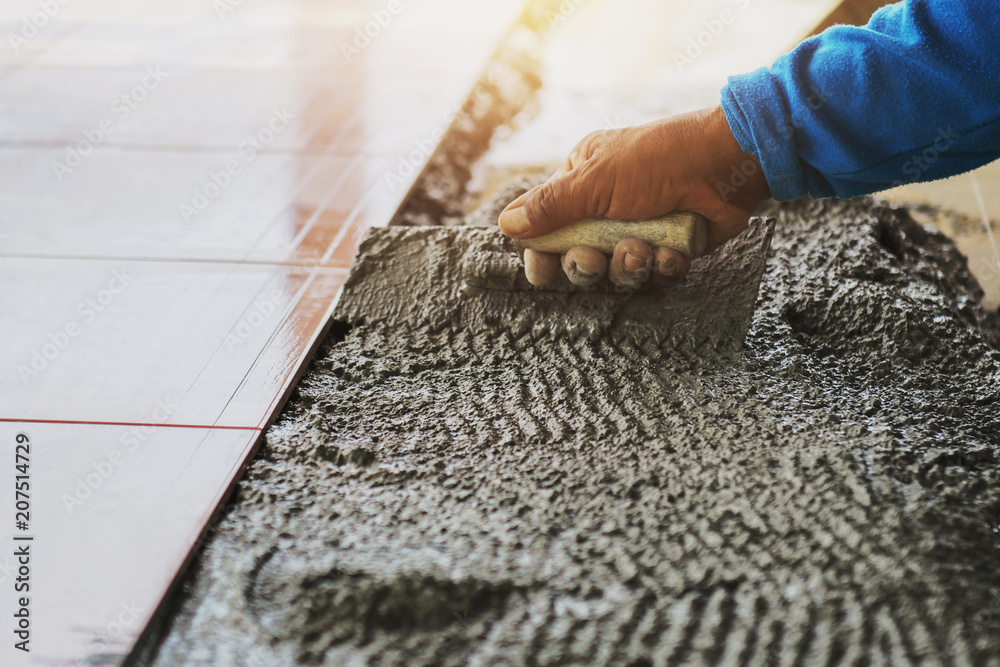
left=497, top=105, right=770, bottom=288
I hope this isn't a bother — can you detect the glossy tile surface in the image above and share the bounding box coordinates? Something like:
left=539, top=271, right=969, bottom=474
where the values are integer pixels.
left=0, top=149, right=395, bottom=263
left=1, top=258, right=346, bottom=426
left=0, top=0, right=526, bottom=664
left=0, top=421, right=259, bottom=665
left=0, top=67, right=462, bottom=155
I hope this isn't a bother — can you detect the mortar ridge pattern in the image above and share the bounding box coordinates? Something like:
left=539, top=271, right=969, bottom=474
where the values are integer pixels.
left=153, top=197, right=1000, bottom=666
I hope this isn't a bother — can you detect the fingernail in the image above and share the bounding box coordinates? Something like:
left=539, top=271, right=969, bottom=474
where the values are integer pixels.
left=624, top=252, right=645, bottom=273
left=498, top=207, right=531, bottom=237
left=568, top=262, right=597, bottom=280
left=659, top=259, right=677, bottom=276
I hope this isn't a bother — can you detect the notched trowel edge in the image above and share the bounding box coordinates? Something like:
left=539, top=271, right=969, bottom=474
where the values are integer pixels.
left=334, top=217, right=775, bottom=356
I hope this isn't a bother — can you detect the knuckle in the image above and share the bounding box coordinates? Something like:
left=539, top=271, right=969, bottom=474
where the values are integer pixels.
left=581, top=130, right=607, bottom=146
left=529, top=182, right=561, bottom=221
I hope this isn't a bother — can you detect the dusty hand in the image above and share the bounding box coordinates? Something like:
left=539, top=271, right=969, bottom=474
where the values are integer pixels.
left=497, top=105, right=770, bottom=288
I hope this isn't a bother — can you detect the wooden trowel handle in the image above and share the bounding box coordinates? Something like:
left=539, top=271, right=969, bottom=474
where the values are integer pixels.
left=516, top=212, right=709, bottom=260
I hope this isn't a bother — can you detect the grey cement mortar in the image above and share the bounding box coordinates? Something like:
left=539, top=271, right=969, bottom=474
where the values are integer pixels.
left=146, top=196, right=1000, bottom=666
left=335, top=216, right=774, bottom=357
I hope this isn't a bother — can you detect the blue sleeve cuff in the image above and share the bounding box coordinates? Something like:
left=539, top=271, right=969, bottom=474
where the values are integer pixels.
left=721, top=69, right=808, bottom=201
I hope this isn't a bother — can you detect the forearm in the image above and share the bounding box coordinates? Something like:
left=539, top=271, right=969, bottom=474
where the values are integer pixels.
left=703, top=105, right=771, bottom=210
left=722, top=0, right=1000, bottom=200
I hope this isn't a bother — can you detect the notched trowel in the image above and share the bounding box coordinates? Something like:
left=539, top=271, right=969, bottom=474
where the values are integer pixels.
left=335, top=213, right=775, bottom=357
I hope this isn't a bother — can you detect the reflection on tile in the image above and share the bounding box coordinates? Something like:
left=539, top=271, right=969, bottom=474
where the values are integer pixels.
left=0, top=258, right=315, bottom=426
left=218, top=267, right=347, bottom=428
left=0, top=0, right=525, bottom=73
left=0, top=66, right=316, bottom=149
left=324, top=75, right=465, bottom=155
left=0, top=149, right=392, bottom=263
left=0, top=421, right=258, bottom=666
left=0, top=0, right=528, bottom=663
left=321, top=183, right=408, bottom=268
left=0, top=65, right=467, bottom=157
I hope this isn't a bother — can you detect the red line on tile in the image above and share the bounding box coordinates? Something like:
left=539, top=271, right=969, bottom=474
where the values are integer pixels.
left=0, top=418, right=261, bottom=431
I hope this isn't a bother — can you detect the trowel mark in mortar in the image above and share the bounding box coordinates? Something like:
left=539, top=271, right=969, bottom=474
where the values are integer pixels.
left=150, top=197, right=1000, bottom=666
left=342, top=218, right=775, bottom=355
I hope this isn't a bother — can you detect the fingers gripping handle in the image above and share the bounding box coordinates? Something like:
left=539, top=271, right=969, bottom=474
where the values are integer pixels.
left=515, top=212, right=709, bottom=259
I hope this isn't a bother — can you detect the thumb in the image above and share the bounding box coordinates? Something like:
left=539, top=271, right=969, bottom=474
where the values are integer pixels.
left=497, top=171, right=594, bottom=239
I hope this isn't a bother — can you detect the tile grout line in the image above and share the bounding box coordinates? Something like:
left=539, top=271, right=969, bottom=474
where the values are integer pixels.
left=0, top=252, right=353, bottom=267
left=202, top=266, right=325, bottom=424
left=275, top=153, right=371, bottom=255
left=250, top=267, right=351, bottom=431
left=0, top=417, right=261, bottom=431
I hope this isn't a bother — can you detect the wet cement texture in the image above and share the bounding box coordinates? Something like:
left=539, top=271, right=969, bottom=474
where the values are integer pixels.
left=335, top=216, right=773, bottom=357
left=151, top=197, right=1000, bottom=666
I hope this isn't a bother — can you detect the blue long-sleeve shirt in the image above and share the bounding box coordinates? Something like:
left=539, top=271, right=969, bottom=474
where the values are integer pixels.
left=720, top=0, right=1000, bottom=201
